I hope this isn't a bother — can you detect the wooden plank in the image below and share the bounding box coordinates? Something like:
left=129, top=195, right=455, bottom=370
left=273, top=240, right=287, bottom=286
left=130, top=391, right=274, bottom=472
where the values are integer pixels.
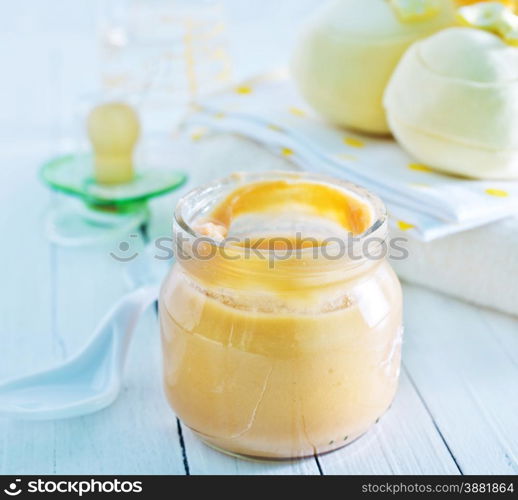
left=402, top=284, right=518, bottom=475
left=479, top=309, right=518, bottom=367
left=318, top=370, right=460, bottom=475
left=0, top=143, right=57, bottom=474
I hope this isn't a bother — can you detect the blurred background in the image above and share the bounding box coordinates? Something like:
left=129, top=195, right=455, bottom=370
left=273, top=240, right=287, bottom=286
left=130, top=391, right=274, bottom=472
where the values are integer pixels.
left=0, top=0, right=319, bottom=143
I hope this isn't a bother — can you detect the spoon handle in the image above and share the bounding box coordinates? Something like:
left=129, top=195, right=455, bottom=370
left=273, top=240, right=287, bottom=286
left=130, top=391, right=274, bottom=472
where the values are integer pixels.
left=0, top=284, right=160, bottom=420
left=108, top=285, right=160, bottom=367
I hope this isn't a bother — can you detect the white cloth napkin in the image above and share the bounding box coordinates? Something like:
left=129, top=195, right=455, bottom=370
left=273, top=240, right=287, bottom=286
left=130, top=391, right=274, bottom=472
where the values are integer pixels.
left=391, top=219, right=518, bottom=317
left=183, top=72, right=518, bottom=241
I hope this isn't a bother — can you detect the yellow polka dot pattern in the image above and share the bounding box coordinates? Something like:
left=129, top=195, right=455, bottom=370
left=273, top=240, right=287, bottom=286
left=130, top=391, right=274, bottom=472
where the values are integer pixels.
left=235, top=85, right=253, bottom=95
left=289, top=107, right=306, bottom=117
left=485, top=188, right=509, bottom=198
left=397, top=221, right=415, bottom=231
left=343, top=137, right=365, bottom=148
left=408, top=163, right=433, bottom=173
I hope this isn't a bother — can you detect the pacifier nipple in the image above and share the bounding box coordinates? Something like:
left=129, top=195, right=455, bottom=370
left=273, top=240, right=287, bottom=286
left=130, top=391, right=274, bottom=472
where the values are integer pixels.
left=87, top=102, right=140, bottom=185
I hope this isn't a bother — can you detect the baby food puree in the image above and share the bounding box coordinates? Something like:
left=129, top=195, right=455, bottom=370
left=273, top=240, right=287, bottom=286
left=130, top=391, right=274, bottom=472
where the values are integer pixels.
left=159, top=172, right=403, bottom=459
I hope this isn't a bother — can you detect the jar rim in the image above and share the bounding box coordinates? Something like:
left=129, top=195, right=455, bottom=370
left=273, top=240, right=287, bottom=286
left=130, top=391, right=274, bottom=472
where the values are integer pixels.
left=174, top=170, right=388, bottom=255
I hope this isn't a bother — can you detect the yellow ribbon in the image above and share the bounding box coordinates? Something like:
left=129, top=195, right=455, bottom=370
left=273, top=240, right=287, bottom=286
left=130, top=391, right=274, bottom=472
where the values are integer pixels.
left=389, top=0, right=441, bottom=23
left=457, top=2, right=518, bottom=46
left=455, top=0, right=516, bottom=12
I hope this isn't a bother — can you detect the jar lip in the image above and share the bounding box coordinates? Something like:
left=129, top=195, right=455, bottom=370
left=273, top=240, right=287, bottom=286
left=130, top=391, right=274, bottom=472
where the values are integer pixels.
left=174, top=170, right=388, bottom=253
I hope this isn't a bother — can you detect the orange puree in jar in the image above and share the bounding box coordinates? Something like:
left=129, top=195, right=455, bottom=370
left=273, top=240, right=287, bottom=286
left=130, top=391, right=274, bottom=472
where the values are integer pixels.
left=160, top=172, right=403, bottom=459
left=208, top=180, right=373, bottom=237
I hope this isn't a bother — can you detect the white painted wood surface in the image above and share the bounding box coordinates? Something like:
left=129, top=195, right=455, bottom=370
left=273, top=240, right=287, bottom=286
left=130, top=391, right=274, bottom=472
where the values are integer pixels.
left=0, top=0, right=517, bottom=476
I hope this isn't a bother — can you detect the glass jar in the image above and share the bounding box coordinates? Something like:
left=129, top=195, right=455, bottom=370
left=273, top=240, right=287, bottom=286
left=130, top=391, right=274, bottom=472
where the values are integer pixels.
left=98, top=0, right=233, bottom=132
left=159, top=171, right=403, bottom=460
